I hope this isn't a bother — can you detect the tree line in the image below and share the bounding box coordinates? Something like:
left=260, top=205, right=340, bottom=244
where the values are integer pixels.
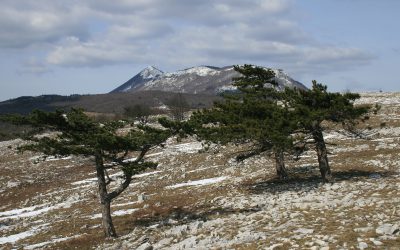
left=1, top=65, right=371, bottom=238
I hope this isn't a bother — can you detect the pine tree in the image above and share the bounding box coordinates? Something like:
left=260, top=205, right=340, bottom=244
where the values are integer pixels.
left=287, top=81, right=370, bottom=182
left=182, top=65, right=298, bottom=179
left=3, top=109, right=170, bottom=238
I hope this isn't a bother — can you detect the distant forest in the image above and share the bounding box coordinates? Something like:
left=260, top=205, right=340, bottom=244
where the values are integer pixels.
left=0, top=91, right=221, bottom=115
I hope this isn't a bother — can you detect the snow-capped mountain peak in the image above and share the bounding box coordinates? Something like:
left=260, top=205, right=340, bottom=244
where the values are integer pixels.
left=139, top=66, right=163, bottom=79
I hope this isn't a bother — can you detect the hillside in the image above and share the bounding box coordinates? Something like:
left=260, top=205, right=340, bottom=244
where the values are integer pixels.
left=0, top=91, right=220, bottom=115
left=0, top=92, right=399, bottom=249
left=0, top=95, right=80, bottom=115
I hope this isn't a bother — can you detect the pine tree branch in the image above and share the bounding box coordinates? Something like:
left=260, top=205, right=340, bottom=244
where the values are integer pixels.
left=106, top=174, right=132, bottom=201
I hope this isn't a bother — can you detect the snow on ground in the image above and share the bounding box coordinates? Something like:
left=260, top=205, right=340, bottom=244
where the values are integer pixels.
left=0, top=224, right=49, bottom=245
left=166, top=141, right=204, bottom=154
left=71, top=170, right=161, bottom=186
left=165, top=176, right=228, bottom=189
left=71, top=177, right=98, bottom=186
left=24, top=235, right=84, bottom=250
left=133, top=170, right=161, bottom=178
left=0, top=228, right=37, bottom=244
left=42, top=184, right=92, bottom=196
left=1, top=204, right=62, bottom=220
left=89, top=209, right=139, bottom=219
left=186, top=165, right=222, bottom=173
left=112, top=201, right=137, bottom=208
left=323, top=130, right=350, bottom=140
left=0, top=197, right=84, bottom=221
left=0, top=204, right=46, bottom=217
left=144, top=152, right=163, bottom=158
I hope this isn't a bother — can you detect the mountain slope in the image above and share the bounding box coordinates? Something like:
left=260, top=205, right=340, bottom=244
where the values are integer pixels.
left=111, top=66, right=164, bottom=93
left=111, top=65, right=307, bottom=94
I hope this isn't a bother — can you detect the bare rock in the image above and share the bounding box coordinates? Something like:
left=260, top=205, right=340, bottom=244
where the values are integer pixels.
left=294, top=228, right=314, bottom=234
left=136, top=242, right=153, bottom=250
left=138, top=193, right=149, bottom=203
left=375, top=224, right=399, bottom=235
left=358, top=242, right=368, bottom=249
left=353, top=227, right=373, bottom=233
left=369, top=238, right=383, bottom=246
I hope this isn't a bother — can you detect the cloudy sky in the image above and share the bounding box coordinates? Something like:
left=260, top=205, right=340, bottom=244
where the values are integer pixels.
left=0, top=0, right=399, bottom=101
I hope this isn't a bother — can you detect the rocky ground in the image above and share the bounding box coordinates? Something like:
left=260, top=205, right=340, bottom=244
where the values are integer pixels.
left=0, top=92, right=399, bottom=249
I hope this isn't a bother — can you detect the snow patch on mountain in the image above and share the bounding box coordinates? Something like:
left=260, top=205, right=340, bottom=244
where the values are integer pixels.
left=272, top=69, right=300, bottom=90
left=178, top=66, right=219, bottom=77
left=139, top=66, right=163, bottom=79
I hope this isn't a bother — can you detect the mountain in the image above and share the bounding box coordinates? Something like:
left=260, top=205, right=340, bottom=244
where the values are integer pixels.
left=110, top=65, right=307, bottom=94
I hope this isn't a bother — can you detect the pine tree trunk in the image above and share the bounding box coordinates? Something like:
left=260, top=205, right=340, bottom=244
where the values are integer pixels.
left=311, top=125, right=332, bottom=182
left=274, top=149, right=288, bottom=180
left=95, top=154, right=117, bottom=238
left=101, top=200, right=116, bottom=238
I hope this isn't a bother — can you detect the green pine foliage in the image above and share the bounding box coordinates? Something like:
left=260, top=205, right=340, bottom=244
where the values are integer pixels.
left=13, top=109, right=169, bottom=170
left=289, top=81, right=369, bottom=130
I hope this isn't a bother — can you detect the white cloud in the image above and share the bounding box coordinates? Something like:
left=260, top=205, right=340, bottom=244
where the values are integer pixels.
left=0, top=1, right=88, bottom=48
left=0, top=0, right=374, bottom=76
left=259, top=0, right=292, bottom=13
left=46, top=37, right=144, bottom=67
left=304, top=47, right=373, bottom=63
